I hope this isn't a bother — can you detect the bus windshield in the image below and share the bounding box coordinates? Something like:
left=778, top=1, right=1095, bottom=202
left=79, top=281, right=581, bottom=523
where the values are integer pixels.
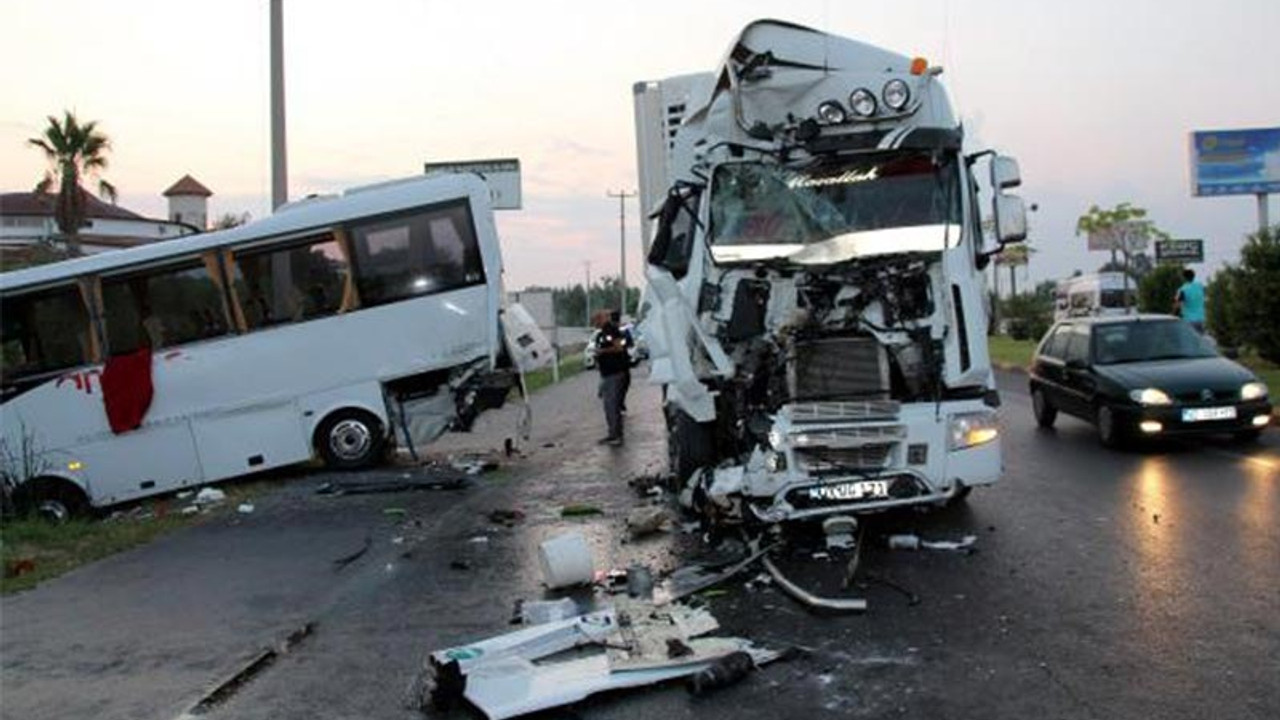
left=707, top=151, right=962, bottom=264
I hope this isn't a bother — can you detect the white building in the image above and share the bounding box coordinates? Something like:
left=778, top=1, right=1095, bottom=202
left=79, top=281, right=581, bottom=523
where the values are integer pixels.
left=0, top=177, right=208, bottom=262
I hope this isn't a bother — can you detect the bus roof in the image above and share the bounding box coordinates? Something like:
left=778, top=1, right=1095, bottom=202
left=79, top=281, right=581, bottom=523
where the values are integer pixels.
left=1, top=173, right=489, bottom=294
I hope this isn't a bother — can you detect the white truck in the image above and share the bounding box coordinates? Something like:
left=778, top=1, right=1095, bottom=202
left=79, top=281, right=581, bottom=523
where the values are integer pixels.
left=633, top=20, right=1028, bottom=526
left=1053, top=272, right=1134, bottom=320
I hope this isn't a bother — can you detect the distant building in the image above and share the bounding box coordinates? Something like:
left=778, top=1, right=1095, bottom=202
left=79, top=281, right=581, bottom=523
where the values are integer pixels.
left=0, top=176, right=208, bottom=263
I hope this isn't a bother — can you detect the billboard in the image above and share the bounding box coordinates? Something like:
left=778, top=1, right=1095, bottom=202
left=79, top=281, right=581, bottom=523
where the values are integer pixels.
left=1189, top=127, right=1280, bottom=197
left=424, top=158, right=522, bottom=209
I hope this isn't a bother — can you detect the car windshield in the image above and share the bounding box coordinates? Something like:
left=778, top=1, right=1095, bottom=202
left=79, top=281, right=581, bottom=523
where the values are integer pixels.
left=1093, top=320, right=1217, bottom=364
left=707, top=150, right=962, bottom=264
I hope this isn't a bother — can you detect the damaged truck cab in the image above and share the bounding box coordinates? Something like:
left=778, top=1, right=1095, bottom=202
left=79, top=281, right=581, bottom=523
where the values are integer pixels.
left=633, top=20, right=1027, bottom=525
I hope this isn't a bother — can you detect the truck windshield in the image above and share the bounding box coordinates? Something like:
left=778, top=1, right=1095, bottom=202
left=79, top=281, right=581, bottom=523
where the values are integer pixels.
left=708, top=151, right=962, bottom=264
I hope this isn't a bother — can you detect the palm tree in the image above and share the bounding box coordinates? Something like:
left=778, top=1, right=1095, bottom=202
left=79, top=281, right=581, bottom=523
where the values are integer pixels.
left=28, top=111, right=117, bottom=254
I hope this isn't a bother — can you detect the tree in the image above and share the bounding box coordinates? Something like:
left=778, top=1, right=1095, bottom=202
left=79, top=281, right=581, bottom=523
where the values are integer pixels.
left=1206, top=267, right=1242, bottom=351
left=27, top=111, right=117, bottom=254
left=1136, top=263, right=1183, bottom=314
left=1076, top=203, right=1169, bottom=307
left=1232, top=225, right=1280, bottom=363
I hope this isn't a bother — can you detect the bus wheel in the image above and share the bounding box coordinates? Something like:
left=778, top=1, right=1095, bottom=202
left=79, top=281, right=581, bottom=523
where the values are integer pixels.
left=316, top=410, right=385, bottom=469
left=19, top=478, right=89, bottom=523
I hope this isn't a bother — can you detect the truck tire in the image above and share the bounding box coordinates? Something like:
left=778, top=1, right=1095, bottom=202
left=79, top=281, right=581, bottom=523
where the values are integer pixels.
left=316, top=409, right=386, bottom=469
left=18, top=477, right=90, bottom=523
left=667, top=407, right=715, bottom=488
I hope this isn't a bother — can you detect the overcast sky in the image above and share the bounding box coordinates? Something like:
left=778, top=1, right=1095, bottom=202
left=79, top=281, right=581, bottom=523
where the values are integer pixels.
left=3, top=0, right=1276, bottom=291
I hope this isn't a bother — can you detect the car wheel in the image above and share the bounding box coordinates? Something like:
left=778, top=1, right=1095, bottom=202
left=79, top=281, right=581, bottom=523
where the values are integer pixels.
left=316, top=409, right=386, bottom=469
left=1233, top=428, right=1263, bottom=444
left=667, top=407, right=715, bottom=489
left=1096, top=404, right=1124, bottom=449
left=1032, top=387, right=1057, bottom=428
left=945, top=482, right=972, bottom=507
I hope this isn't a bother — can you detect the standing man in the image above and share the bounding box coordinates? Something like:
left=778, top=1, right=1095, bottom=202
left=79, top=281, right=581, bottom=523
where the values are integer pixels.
left=1172, top=268, right=1206, bottom=334
left=592, top=309, right=632, bottom=446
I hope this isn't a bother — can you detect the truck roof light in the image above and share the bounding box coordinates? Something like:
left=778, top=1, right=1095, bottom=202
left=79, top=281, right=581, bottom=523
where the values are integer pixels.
left=849, top=88, right=877, bottom=117
left=883, top=79, right=910, bottom=111
left=816, top=100, right=847, bottom=124
left=910, top=57, right=929, bottom=75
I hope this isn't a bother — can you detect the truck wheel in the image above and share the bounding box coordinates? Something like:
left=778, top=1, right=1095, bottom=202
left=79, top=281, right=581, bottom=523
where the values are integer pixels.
left=1031, top=387, right=1057, bottom=428
left=316, top=409, right=386, bottom=469
left=667, top=407, right=715, bottom=488
left=19, top=477, right=90, bottom=523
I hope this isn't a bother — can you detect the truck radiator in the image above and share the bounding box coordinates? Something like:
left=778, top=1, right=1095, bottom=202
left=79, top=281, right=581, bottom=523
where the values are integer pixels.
left=796, top=444, right=895, bottom=475
left=788, top=336, right=889, bottom=401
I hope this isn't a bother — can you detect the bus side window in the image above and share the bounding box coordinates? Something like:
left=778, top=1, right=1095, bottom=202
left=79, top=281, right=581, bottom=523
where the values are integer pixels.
left=102, top=261, right=230, bottom=354
left=0, top=285, right=93, bottom=391
left=348, top=200, right=485, bottom=307
left=230, top=233, right=350, bottom=329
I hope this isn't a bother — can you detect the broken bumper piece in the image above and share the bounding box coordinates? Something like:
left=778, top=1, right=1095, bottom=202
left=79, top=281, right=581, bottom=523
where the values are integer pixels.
left=428, top=605, right=777, bottom=719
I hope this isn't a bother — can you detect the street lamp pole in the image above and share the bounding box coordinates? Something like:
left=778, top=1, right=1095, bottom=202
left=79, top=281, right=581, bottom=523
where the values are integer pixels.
left=269, top=0, right=287, bottom=211
left=606, top=190, right=636, bottom=317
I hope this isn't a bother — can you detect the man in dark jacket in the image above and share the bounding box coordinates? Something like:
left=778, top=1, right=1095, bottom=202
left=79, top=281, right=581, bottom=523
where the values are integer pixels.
left=592, top=309, right=632, bottom=445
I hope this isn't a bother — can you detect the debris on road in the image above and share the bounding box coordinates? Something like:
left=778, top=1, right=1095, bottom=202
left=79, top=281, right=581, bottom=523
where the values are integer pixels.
left=625, top=506, right=671, bottom=539
left=383, top=507, right=408, bottom=517
left=687, top=649, right=757, bottom=696
left=762, top=555, right=867, bottom=613
left=331, top=535, right=371, bottom=571
left=538, top=532, right=595, bottom=589
left=487, top=508, right=525, bottom=526
left=426, top=602, right=778, bottom=719
left=315, top=471, right=468, bottom=496
left=236, top=503, right=255, bottom=514
left=514, top=597, right=579, bottom=625
left=560, top=504, right=603, bottom=518
left=194, top=487, right=226, bottom=506
left=451, top=456, right=500, bottom=475
left=886, top=534, right=978, bottom=554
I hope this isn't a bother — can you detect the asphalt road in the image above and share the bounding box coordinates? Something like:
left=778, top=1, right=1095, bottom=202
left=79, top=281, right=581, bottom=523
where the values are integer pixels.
left=1, top=370, right=1276, bottom=720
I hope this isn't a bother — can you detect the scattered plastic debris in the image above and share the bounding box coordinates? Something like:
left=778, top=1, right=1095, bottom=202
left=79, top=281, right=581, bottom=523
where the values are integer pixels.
left=468, top=536, right=490, bottom=544
left=180, top=505, right=200, bottom=516
left=625, top=506, right=670, bottom=538
left=539, top=532, right=595, bottom=589
left=193, top=487, right=226, bottom=506
left=383, top=507, right=408, bottom=517
left=887, top=534, right=921, bottom=550
left=236, top=503, right=255, bottom=514
left=515, top=597, right=579, bottom=625
left=316, top=472, right=468, bottom=496
left=920, top=535, right=978, bottom=553
left=391, top=536, right=405, bottom=545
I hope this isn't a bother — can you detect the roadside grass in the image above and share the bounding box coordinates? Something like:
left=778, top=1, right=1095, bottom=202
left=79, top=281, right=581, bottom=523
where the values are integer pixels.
left=1, top=475, right=286, bottom=595
left=522, top=351, right=586, bottom=394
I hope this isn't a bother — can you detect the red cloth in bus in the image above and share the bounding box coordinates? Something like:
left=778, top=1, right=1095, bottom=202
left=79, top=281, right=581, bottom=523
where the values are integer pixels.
left=101, top=348, right=154, bottom=434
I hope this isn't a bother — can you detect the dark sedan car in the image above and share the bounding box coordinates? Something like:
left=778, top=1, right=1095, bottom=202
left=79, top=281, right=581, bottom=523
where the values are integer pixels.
left=1028, top=315, right=1272, bottom=447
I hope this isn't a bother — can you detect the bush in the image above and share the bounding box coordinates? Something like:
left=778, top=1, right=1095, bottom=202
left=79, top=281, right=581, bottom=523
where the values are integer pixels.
left=1001, top=293, right=1052, bottom=341
left=1233, top=226, right=1280, bottom=363
left=1206, top=267, right=1242, bottom=350
left=1137, top=263, right=1184, bottom=314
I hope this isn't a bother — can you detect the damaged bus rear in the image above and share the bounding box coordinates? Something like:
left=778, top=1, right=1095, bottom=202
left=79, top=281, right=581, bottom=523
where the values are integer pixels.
left=633, top=20, right=1028, bottom=525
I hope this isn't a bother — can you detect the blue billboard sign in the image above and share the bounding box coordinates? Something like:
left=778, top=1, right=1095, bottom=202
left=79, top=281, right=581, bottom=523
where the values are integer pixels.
left=1189, top=127, right=1280, bottom=196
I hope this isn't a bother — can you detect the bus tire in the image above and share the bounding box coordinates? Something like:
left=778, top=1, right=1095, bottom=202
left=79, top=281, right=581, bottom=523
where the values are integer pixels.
left=316, top=409, right=386, bottom=470
left=18, top=477, right=90, bottom=523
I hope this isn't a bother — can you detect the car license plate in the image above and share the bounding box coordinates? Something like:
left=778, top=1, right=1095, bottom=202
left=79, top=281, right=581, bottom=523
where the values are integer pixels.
left=807, top=480, right=890, bottom=502
left=1181, top=406, right=1237, bottom=422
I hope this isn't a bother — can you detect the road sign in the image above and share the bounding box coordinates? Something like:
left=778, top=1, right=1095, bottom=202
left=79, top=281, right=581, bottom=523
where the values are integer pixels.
left=424, top=158, right=522, bottom=209
left=1155, top=238, right=1204, bottom=264
left=1189, top=127, right=1280, bottom=197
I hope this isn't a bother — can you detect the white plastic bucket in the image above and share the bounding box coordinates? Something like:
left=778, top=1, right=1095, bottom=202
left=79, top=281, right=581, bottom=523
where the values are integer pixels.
left=538, top=532, right=595, bottom=588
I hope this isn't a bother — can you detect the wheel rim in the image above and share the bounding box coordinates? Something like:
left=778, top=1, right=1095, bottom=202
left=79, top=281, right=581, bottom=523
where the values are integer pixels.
left=329, top=419, right=372, bottom=461
left=37, top=499, right=70, bottom=523
left=1098, top=406, right=1114, bottom=440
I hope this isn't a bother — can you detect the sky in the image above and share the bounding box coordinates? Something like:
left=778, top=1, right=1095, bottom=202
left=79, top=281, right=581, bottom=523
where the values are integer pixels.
left=3, top=0, right=1277, bottom=292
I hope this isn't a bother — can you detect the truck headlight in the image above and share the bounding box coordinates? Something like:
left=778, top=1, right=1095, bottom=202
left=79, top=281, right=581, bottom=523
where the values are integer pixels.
left=816, top=100, right=847, bottom=124
left=1241, top=382, right=1268, bottom=401
left=882, top=79, right=910, bottom=110
left=849, top=88, right=877, bottom=117
left=1128, top=388, right=1172, bottom=406
left=949, top=411, right=999, bottom=451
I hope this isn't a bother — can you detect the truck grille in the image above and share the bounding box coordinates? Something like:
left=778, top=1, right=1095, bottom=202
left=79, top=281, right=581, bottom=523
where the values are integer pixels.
left=784, top=400, right=901, bottom=423
left=796, top=444, right=894, bottom=475
left=788, top=337, right=888, bottom=401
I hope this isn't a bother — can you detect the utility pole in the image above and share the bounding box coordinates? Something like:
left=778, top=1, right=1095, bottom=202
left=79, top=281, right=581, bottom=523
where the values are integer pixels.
left=606, top=190, right=636, bottom=317
left=269, top=0, right=287, bottom=210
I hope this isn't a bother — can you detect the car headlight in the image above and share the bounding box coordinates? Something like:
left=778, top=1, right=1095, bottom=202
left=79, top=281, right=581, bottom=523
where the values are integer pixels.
left=1128, top=388, right=1173, bottom=406
left=949, top=411, right=999, bottom=451
left=1241, top=382, right=1268, bottom=401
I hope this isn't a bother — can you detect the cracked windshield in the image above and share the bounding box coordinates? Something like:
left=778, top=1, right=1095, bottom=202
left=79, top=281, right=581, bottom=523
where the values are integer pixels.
left=708, top=152, right=962, bottom=263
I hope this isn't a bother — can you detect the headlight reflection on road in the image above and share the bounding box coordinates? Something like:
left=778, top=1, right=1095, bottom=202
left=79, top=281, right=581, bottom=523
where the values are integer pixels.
left=1130, top=457, right=1184, bottom=602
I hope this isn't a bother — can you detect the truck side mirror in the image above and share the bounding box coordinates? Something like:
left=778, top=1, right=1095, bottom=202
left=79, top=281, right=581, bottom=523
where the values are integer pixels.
left=991, top=156, right=1022, bottom=190
left=994, top=195, right=1027, bottom=244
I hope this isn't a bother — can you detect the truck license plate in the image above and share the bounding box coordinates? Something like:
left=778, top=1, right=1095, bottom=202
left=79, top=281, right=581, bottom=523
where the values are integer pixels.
left=807, top=480, right=890, bottom=502
left=1181, top=407, right=1237, bottom=422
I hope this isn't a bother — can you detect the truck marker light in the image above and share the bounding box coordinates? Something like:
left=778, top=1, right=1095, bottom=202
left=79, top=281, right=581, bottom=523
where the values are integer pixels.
left=68, top=461, right=83, bottom=471
left=910, top=57, right=929, bottom=75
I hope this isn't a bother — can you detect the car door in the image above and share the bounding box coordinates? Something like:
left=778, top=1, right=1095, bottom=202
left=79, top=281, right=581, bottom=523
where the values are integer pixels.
left=1058, top=324, right=1097, bottom=418
left=1032, top=324, right=1070, bottom=409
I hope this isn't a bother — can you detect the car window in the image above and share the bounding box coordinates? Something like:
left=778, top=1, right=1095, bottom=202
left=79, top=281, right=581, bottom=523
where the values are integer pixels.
left=1093, top=320, right=1217, bottom=364
left=1064, top=325, right=1090, bottom=365
left=1041, top=325, right=1070, bottom=359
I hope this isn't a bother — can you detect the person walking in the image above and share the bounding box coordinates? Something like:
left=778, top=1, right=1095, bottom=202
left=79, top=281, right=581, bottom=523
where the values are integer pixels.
left=1172, top=268, right=1206, bottom=334
left=592, top=309, right=631, bottom=445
